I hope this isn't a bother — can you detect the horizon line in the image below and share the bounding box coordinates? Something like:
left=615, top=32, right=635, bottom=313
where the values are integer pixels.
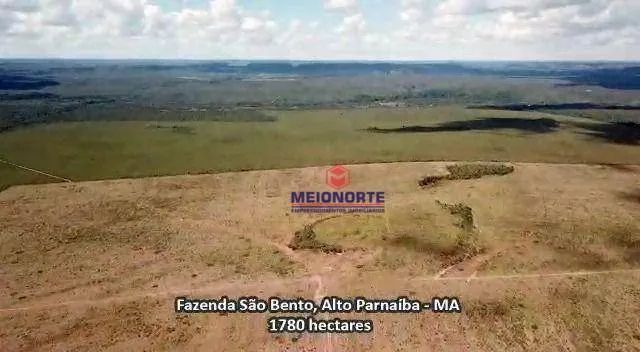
left=1, top=57, right=639, bottom=63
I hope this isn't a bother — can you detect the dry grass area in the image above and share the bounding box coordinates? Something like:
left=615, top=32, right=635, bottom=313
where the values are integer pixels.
left=1, top=162, right=640, bottom=351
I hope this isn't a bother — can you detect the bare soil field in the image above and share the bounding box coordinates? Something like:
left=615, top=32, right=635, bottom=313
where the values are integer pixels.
left=1, top=162, right=640, bottom=351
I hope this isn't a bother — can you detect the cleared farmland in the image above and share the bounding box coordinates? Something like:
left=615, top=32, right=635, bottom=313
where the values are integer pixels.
left=1, top=162, right=639, bottom=351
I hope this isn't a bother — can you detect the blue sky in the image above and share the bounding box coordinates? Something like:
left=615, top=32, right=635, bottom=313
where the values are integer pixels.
left=0, top=0, right=639, bottom=60
left=155, top=0, right=333, bottom=21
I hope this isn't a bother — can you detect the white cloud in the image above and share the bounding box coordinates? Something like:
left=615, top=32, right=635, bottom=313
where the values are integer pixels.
left=0, top=0, right=638, bottom=60
left=143, top=4, right=174, bottom=37
left=435, top=0, right=488, bottom=15
left=400, top=0, right=424, bottom=22
left=240, top=15, right=277, bottom=45
left=324, top=0, right=358, bottom=13
left=209, top=0, right=240, bottom=28
left=395, top=0, right=640, bottom=50
left=40, top=0, right=77, bottom=27
left=324, top=0, right=366, bottom=40
left=337, top=13, right=365, bottom=35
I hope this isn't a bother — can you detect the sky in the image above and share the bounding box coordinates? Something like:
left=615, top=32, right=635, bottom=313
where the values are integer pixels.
left=0, top=0, right=639, bottom=60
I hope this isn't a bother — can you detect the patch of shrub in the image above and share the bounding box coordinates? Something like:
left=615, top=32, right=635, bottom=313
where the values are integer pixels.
left=439, top=202, right=474, bottom=231
left=419, top=163, right=514, bottom=187
left=437, top=201, right=482, bottom=257
left=146, top=124, right=195, bottom=134
left=418, top=174, right=447, bottom=187
left=446, top=163, right=514, bottom=180
left=288, top=225, right=343, bottom=253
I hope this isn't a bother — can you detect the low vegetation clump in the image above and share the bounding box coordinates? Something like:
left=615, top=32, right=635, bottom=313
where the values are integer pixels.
left=420, top=163, right=514, bottom=187
left=446, top=163, right=514, bottom=180
left=146, top=124, right=195, bottom=134
left=418, top=174, right=447, bottom=187
left=438, top=201, right=483, bottom=258
left=288, top=225, right=343, bottom=253
left=438, top=202, right=475, bottom=232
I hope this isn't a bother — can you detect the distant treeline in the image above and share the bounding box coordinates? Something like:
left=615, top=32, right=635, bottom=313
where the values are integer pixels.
left=0, top=92, right=59, bottom=100
left=133, top=62, right=640, bottom=90
left=0, top=74, right=59, bottom=90
left=3, top=61, right=640, bottom=92
left=77, top=62, right=488, bottom=77
left=0, top=96, right=112, bottom=132
left=62, top=105, right=277, bottom=123
left=560, top=67, right=640, bottom=90
left=0, top=96, right=276, bottom=132
left=123, top=62, right=640, bottom=90
left=221, top=88, right=521, bottom=109
left=349, top=88, right=520, bottom=106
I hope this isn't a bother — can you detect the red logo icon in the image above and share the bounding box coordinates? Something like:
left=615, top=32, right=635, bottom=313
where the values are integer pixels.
left=326, top=165, right=350, bottom=189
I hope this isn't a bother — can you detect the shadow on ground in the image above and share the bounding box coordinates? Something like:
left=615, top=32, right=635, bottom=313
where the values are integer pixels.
left=366, top=117, right=559, bottom=134
left=572, top=121, right=640, bottom=145
left=601, top=164, right=638, bottom=173
left=365, top=116, right=640, bottom=146
left=619, top=189, right=640, bottom=204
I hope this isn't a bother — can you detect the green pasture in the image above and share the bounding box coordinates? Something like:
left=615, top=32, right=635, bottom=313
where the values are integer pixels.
left=1, top=106, right=639, bottom=190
